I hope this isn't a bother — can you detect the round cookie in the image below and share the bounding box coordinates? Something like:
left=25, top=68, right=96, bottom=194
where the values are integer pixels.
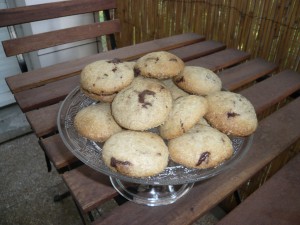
left=102, top=131, right=169, bottom=177
left=168, top=125, right=233, bottom=169
left=173, top=66, right=222, bottom=95
left=80, top=59, right=134, bottom=98
left=112, top=77, right=173, bottom=131
left=161, top=79, right=189, bottom=100
left=74, top=103, right=122, bottom=142
left=159, top=95, right=208, bottom=139
left=134, top=51, right=184, bottom=79
left=205, top=91, right=258, bottom=136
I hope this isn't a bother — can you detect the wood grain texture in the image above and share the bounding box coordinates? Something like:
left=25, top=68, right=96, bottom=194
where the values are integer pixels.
left=63, top=165, right=118, bottom=212
left=220, top=58, right=278, bottom=91
left=0, top=0, right=116, bottom=27
left=217, top=153, right=300, bottom=225
left=3, top=20, right=121, bottom=56
left=185, top=48, right=251, bottom=70
left=25, top=103, right=60, bottom=137
left=40, top=134, right=77, bottom=170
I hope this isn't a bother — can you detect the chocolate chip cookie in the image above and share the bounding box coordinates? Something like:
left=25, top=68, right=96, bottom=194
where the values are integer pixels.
left=112, top=77, right=173, bottom=130
left=205, top=91, right=258, bottom=136
left=74, top=103, right=122, bottom=142
left=168, top=125, right=233, bottom=169
left=173, top=66, right=222, bottom=95
left=134, top=51, right=184, bottom=79
left=102, top=130, right=169, bottom=177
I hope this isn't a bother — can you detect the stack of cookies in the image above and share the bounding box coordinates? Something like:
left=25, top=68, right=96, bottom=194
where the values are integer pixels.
left=74, top=51, right=258, bottom=178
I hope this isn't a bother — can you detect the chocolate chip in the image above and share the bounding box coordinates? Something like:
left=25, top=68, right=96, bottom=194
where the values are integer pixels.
left=110, top=157, right=131, bottom=168
left=134, top=67, right=141, bottom=77
left=104, top=73, right=108, bottom=77
left=138, top=90, right=155, bottom=103
left=196, top=151, right=210, bottom=166
left=227, top=112, right=240, bottom=118
left=175, top=76, right=185, bottom=83
left=112, top=67, right=117, bottom=72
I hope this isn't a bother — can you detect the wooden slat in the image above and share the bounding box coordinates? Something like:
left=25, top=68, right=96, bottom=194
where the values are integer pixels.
left=92, top=97, right=300, bottom=225
left=239, top=70, right=300, bottom=115
left=186, top=48, right=251, bottom=70
left=3, top=20, right=121, bottom=56
left=62, top=165, right=118, bottom=213
left=6, top=33, right=204, bottom=93
left=40, top=134, right=77, bottom=170
left=25, top=103, right=61, bottom=137
left=15, top=76, right=79, bottom=113
left=168, top=40, right=226, bottom=61
left=217, top=153, right=300, bottom=225
left=220, top=58, right=278, bottom=91
left=0, top=0, right=116, bottom=27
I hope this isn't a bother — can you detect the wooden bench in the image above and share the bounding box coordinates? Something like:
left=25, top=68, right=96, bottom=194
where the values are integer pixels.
left=217, top=152, right=300, bottom=225
left=3, top=27, right=300, bottom=224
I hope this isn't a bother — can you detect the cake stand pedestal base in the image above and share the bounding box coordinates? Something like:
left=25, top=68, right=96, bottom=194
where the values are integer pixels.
left=110, top=177, right=194, bottom=206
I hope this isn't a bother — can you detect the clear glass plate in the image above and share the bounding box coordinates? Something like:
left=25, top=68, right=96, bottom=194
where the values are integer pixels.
left=57, top=86, right=253, bottom=186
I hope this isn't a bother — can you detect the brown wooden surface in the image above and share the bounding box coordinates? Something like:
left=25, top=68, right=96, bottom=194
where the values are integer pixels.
left=6, top=33, right=204, bottom=93
left=25, top=103, right=60, bottom=137
left=239, top=70, right=300, bottom=115
left=92, top=97, right=300, bottom=225
left=186, top=48, right=251, bottom=70
left=217, top=153, right=300, bottom=225
left=168, top=40, right=226, bottom=61
left=40, top=134, right=77, bottom=170
left=0, top=0, right=116, bottom=27
left=3, top=20, right=121, bottom=56
left=63, top=165, right=118, bottom=213
left=220, top=58, right=278, bottom=91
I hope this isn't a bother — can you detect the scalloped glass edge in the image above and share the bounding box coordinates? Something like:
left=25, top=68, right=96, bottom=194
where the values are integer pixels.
left=57, top=86, right=254, bottom=185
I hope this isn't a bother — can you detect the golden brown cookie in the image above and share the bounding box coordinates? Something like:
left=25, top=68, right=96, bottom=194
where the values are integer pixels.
left=168, top=125, right=233, bottom=169
left=134, top=51, right=184, bottom=79
left=102, top=131, right=169, bottom=177
left=205, top=91, right=258, bottom=136
left=112, top=77, right=173, bottom=131
left=74, top=103, right=122, bottom=142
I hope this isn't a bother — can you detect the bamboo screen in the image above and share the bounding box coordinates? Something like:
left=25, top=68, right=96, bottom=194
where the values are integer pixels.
left=115, top=0, right=299, bottom=73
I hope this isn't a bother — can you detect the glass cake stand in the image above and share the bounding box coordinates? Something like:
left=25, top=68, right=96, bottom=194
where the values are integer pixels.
left=57, top=86, right=253, bottom=206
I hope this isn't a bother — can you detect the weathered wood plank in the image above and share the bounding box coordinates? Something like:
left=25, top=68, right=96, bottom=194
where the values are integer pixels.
left=239, top=70, right=300, bottom=115
left=3, top=20, right=121, bottom=56
left=40, top=134, right=77, bottom=170
left=220, top=58, right=278, bottom=91
left=168, top=40, right=226, bottom=62
left=185, top=48, right=250, bottom=70
left=25, top=103, right=60, bottom=137
left=62, top=165, right=118, bottom=213
left=0, top=0, right=116, bottom=27
left=92, top=97, right=300, bottom=225
left=217, top=153, right=300, bottom=225
left=14, top=76, right=79, bottom=112
left=6, top=33, right=204, bottom=93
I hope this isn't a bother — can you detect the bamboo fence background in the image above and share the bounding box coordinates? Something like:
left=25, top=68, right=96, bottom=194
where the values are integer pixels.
left=113, top=0, right=300, bottom=211
left=115, top=0, right=299, bottom=73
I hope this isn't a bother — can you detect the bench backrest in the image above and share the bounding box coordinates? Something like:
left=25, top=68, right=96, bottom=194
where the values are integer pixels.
left=0, top=0, right=120, bottom=71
